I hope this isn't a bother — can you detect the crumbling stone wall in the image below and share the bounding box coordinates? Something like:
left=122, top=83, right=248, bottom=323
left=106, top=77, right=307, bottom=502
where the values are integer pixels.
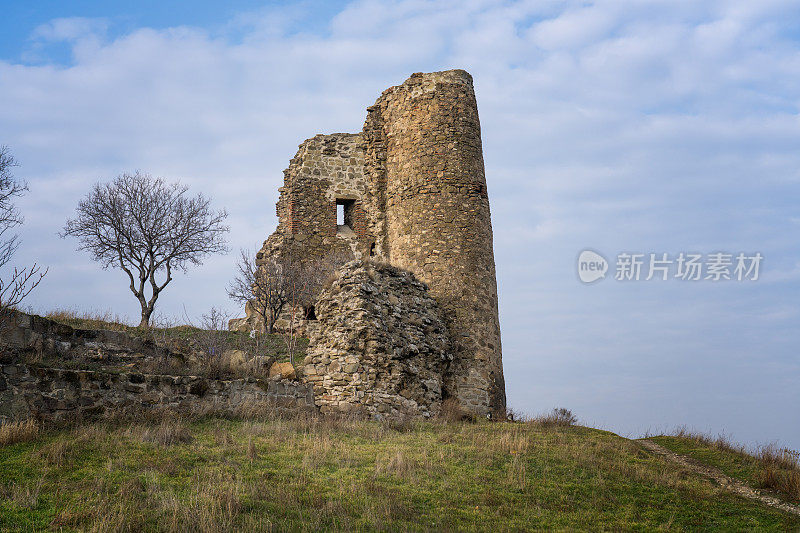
left=0, top=364, right=315, bottom=423
left=301, top=261, right=451, bottom=418
left=238, top=70, right=506, bottom=418
left=261, top=132, right=371, bottom=264
left=0, top=310, right=169, bottom=365
left=233, top=133, right=373, bottom=333
left=0, top=312, right=316, bottom=422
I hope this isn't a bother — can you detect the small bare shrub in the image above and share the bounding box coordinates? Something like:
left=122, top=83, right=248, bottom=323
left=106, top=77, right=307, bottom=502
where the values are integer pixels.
left=533, top=407, right=577, bottom=428
left=758, top=444, right=800, bottom=501
left=758, top=464, right=781, bottom=491
left=0, top=419, right=39, bottom=446
left=184, top=307, right=234, bottom=378
left=195, top=307, right=232, bottom=357
left=760, top=443, right=800, bottom=471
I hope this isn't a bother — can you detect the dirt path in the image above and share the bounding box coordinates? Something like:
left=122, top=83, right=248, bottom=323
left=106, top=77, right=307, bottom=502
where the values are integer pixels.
left=638, top=439, right=800, bottom=517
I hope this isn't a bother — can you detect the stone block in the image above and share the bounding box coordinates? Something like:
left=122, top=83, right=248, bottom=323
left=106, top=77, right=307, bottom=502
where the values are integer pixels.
left=269, top=362, right=296, bottom=381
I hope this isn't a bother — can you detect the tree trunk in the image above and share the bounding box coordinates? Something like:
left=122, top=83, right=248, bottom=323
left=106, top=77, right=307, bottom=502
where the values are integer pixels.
left=139, top=306, right=152, bottom=329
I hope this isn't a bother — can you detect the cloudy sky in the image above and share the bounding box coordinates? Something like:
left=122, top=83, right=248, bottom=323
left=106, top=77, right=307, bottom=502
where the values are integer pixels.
left=2, top=0, right=799, bottom=449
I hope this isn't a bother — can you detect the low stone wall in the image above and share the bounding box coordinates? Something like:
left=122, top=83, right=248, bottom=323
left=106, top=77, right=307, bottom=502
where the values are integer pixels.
left=0, top=310, right=168, bottom=367
left=0, top=363, right=316, bottom=423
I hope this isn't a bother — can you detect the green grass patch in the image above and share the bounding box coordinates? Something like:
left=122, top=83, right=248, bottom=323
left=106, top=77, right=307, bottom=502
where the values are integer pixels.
left=651, top=435, right=762, bottom=486
left=0, top=417, right=797, bottom=531
left=651, top=434, right=800, bottom=505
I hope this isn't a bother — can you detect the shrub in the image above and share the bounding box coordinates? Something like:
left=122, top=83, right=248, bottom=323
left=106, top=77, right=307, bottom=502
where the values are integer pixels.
left=758, top=444, right=800, bottom=501
left=534, top=408, right=577, bottom=428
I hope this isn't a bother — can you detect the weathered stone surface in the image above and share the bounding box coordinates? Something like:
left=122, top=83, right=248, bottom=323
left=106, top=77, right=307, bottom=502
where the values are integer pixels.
left=234, top=133, right=368, bottom=335
left=221, top=350, right=247, bottom=371
left=0, top=311, right=317, bottom=423
left=269, top=362, right=296, bottom=381
left=0, top=363, right=316, bottom=424
left=302, top=261, right=451, bottom=418
left=363, top=70, right=505, bottom=417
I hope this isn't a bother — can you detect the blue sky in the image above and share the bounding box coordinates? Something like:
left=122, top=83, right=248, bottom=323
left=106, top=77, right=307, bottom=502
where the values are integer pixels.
left=0, top=1, right=347, bottom=61
left=1, top=0, right=799, bottom=450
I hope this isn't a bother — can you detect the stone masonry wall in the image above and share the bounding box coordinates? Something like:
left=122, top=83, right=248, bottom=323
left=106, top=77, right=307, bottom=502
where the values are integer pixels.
left=0, top=364, right=315, bottom=423
left=363, top=70, right=506, bottom=417
left=301, top=261, right=451, bottom=418
left=236, top=133, right=373, bottom=333
left=262, top=132, right=371, bottom=265
left=0, top=311, right=315, bottom=423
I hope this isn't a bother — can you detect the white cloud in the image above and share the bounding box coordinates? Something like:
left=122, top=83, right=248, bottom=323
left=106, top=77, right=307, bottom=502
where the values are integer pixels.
left=30, top=17, right=109, bottom=43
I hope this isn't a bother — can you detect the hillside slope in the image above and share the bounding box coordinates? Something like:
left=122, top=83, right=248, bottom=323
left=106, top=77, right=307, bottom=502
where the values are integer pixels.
left=1, top=415, right=798, bottom=531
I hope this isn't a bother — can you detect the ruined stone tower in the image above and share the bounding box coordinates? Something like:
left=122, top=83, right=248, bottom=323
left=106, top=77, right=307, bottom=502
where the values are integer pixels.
left=239, top=70, right=506, bottom=418
left=362, top=70, right=505, bottom=417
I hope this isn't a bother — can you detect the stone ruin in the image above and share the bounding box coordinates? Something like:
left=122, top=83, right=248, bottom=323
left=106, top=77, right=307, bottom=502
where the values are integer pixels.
left=236, top=69, right=506, bottom=419
left=0, top=311, right=315, bottom=423
left=303, top=261, right=451, bottom=418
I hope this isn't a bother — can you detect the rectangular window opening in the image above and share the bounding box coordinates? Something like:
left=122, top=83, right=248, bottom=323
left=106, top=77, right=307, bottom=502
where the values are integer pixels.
left=337, top=203, right=345, bottom=226
left=336, top=199, right=356, bottom=235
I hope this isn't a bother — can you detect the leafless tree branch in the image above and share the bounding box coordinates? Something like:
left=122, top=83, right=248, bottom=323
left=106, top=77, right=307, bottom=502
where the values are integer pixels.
left=0, top=146, right=47, bottom=330
left=228, top=249, right=287, bottom=334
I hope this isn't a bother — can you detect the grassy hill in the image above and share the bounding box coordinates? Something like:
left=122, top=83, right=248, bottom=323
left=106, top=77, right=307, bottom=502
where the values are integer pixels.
left=1, top=413, right=798, bottom=531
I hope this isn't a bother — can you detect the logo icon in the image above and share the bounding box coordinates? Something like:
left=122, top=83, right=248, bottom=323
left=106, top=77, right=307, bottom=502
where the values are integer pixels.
left=578, top=250, right=608, bottom=283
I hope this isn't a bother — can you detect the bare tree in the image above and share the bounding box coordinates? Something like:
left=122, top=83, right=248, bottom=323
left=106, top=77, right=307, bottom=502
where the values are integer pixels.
left=61, top=171, right=229, bottom=328
left=281, top=251, right=350, bottom=367
left=228, top=249, right=287, bottom=334
left=0, top=146, right=46, bottom=323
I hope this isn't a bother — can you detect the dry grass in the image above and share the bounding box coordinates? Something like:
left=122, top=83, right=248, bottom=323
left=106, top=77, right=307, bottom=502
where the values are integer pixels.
left=758, top=444, right=800, bottom=501
left=375, top=449, right=415, bottom=478
left=0, top=419, right=39, bottom=446
left=45, top=307, right=131, bottom=332
left=380, top=412, right=417, bottom=433
left=672, top=426, right=748, bottom=455
left=140, top=419, right=193, bottom=446
left=0, top=477, right=43, bottom=510
left=35, top=439, right=69, bottom=467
